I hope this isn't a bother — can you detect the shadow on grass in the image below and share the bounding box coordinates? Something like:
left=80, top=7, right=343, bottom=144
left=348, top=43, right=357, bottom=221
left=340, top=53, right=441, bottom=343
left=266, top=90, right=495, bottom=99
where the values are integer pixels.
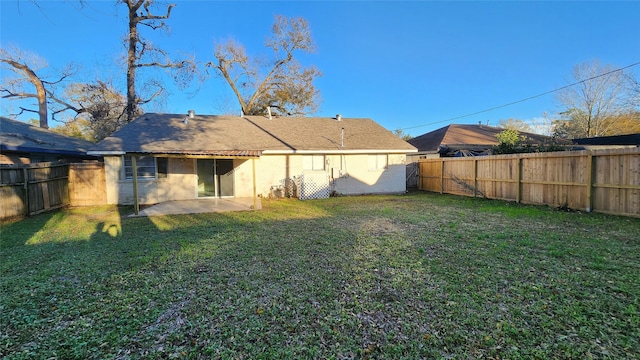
left=0, top=211, right=57, bottom=249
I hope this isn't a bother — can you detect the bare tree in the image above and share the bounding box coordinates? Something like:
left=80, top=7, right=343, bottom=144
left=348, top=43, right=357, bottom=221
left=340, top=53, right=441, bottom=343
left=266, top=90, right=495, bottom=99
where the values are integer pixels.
left=498, top=118, right=532, bottom=132
left=555, top=61, right=635, bottom=137
left=1, top=46, right=81, bottom=128
left=207, top=15, right=322, bottom=116
left=121, top=0, right=197, bottom=122
left=66, top=80, right=140, bottom=141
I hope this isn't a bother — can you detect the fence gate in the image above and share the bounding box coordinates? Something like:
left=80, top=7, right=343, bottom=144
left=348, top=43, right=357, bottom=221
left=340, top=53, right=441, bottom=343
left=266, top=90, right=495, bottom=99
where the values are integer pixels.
left=406, top=162, right=418, bottom=188
left=69, top=162, right=107, bottom=206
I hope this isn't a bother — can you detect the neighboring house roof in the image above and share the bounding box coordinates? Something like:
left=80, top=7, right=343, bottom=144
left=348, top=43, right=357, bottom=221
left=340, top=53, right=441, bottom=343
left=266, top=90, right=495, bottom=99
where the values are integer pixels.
left=0, top=116, right=96, bottom=156
left=408, top=124, right=567, bottom=154
left=573, top=133, right=640, bottom=146
left=89, top=113, right=417, bottom=156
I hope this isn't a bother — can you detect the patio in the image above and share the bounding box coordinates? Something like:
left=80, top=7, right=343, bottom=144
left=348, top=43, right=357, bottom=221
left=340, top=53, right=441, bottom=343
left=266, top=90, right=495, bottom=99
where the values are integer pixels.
left=131, top=197, right=261, bottom=217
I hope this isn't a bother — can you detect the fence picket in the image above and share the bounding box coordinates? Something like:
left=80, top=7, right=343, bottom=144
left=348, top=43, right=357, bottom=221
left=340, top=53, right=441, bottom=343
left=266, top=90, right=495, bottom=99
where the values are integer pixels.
left=418, top=148, right=640, bottom=218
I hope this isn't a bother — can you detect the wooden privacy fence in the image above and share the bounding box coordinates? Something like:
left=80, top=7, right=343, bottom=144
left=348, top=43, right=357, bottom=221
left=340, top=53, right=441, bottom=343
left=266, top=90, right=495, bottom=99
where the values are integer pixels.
left=69, top=162, right=107, bottom=206
left=418, top=148, right=640, bottom=218
left=0, top=162, right=106, bottom=220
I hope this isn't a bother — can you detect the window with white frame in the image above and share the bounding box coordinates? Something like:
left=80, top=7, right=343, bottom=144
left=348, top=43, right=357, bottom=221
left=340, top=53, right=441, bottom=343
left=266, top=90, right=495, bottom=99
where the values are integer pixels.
left=303, top=154, right=325, bottom=171
left=123, top=156, right=168, bottom=179
left=368, top=154, right=388, bottom=170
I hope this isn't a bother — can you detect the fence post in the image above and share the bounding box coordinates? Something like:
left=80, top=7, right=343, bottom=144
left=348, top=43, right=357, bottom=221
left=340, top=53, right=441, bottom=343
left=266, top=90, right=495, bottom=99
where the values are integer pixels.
left=473, top=159, right=478, bottom=197
left=22, top=167, right=29, bottom=217
left=440, top=160, right=445, bottom=194
left=585, top=152, right=594, bottom=213
left=516, top=157, right=522, bottom=203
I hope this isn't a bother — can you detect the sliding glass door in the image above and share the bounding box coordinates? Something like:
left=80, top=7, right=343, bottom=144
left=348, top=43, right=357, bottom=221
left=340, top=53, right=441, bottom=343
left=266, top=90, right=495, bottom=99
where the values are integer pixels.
left=196, top=159, right=234, bottom=198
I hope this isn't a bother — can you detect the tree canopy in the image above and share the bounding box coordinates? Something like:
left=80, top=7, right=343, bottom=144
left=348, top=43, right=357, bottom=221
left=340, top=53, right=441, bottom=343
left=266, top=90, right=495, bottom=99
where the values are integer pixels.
left=498, top=118, right=532, bottom=132
left=553, top=61, right=638, bottom=138
left=207, top=15, right=322, bottom=117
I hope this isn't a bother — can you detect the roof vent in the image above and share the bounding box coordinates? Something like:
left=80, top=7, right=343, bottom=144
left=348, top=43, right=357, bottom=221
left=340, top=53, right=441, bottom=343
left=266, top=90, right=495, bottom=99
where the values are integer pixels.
left=336, top=114, right=342, bottom=121
left=188, top=110, right=195, bottom=119
left=267, top=107, right=272, bottom=120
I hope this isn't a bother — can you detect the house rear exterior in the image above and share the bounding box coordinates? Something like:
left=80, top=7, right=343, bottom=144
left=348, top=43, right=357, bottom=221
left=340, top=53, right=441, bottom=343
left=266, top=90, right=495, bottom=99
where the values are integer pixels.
left=88, top=113, right=417, bottom=205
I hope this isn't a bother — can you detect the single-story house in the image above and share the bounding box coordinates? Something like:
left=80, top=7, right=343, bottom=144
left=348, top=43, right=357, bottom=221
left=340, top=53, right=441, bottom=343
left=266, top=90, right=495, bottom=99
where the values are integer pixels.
left=1, top=116, right=98, bottom=165
left=87, top=113, right=417, bottom=205
left=407, top=123, right=568, bottom=161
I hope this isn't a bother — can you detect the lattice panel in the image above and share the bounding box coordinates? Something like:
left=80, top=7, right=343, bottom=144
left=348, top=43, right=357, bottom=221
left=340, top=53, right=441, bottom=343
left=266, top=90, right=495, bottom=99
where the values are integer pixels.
left=300, top=173, right=330, bottom=200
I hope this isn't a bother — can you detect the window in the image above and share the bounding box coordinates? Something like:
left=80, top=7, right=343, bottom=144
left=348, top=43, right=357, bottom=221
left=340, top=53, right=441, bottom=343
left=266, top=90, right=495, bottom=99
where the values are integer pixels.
left=303, top=155, right=325, bottom=171
left=157, top=157, right=168, bottom=178
left=123, top=156, right=168, bottom=179
left=368, top=154, right=388, bottom=170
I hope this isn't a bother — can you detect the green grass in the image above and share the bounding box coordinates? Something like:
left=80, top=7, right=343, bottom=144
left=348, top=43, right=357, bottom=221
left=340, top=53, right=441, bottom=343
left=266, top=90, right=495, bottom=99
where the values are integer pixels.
left=1, top=192, right=639, bottom=359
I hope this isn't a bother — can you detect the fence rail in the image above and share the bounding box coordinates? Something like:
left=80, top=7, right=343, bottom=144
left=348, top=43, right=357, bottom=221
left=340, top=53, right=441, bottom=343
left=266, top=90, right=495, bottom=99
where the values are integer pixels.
left=1, top=162, right=106, bottom=220
left=417, top=148, right=640, bottom=218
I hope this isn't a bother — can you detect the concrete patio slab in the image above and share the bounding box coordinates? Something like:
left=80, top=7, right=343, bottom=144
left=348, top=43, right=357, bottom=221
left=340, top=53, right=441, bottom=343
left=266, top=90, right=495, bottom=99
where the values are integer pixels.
left=130, top=197, right=261, bottom=217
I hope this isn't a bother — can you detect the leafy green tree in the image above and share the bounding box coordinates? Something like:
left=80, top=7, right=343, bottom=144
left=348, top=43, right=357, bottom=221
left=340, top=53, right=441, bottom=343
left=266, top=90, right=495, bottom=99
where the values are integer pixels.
left=393, top=129, right=413, bottom=141
left=494, top=129, right=566, bottom=154
left=51, top=118, right=94, bottom=141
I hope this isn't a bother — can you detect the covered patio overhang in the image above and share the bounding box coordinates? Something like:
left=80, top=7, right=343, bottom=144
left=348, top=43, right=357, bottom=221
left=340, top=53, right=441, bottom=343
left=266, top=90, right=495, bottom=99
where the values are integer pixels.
left=127, top=150, right=262, bottom=215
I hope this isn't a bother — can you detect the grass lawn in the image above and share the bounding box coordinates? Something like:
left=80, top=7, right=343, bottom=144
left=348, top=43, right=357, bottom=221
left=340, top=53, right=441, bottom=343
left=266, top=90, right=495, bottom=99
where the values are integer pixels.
left=1, top=191, right=639, bottom=359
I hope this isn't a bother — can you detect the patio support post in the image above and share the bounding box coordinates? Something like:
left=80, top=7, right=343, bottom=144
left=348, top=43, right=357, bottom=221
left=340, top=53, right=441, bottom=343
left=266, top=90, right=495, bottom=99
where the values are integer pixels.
left=132, top=155, right=139, bottom=215
left=252, top=158, right=257, bottom=210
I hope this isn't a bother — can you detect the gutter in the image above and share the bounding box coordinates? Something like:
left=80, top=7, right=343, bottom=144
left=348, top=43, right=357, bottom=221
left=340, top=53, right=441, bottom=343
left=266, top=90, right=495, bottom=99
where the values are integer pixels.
left=262, top=149, right=418, bottom=155
left=1, top=145, right=98, bottom=157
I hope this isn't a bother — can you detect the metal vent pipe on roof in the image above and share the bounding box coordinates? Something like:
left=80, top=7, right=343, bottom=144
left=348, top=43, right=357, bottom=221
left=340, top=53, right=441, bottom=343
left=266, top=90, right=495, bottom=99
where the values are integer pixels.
left=188, top=110, right=195, bottom=119
left=336, top=114, right=342, bottom=121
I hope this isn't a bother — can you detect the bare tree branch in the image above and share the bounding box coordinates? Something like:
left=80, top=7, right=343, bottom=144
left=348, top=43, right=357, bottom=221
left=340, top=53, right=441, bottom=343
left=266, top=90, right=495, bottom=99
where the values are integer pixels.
left=208, top=15, right=321, bottom=117
left=1, top=57, right=49, bottom=128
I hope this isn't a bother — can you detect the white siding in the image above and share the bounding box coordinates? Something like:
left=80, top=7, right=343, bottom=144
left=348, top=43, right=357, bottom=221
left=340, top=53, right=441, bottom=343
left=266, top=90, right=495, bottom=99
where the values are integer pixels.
left=105, top=156, right=196, bottom=205
left=104, top=152, right=408, bottom=205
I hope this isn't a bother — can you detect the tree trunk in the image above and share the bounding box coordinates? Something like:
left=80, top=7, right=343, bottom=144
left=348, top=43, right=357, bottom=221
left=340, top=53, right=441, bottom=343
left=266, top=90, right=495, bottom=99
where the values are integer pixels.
left=1, top=59, right=48, bottom=128
left=126, top=6, right=138, bottom=123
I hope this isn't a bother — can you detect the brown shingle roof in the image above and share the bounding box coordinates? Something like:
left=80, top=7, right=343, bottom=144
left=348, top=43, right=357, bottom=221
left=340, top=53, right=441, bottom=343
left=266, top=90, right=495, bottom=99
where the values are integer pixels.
left=408, top=124, right=566, bottom=152
left=90, top=113, right=417, bottom=155
left=1, top=116, right=96, bottom=155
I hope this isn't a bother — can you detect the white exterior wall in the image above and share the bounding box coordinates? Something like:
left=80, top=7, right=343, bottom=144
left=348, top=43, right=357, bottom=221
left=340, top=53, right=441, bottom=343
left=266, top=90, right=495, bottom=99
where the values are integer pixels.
left=330, top=153, right=408, bottom=195
left=104, top=153, right=408, bottom=205
left=105, top=156, right=196, bottom=205
left=251, top=153, right=408, bottom=197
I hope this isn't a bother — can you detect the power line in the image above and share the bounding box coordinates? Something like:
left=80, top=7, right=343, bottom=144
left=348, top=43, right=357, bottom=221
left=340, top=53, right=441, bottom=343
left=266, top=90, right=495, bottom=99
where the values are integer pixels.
left=401, top=61, right=640, bottom=131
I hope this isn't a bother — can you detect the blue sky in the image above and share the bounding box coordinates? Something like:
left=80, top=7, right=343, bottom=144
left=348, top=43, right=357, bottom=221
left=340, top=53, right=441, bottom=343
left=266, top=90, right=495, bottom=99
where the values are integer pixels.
left=1, top=1, right=639, bottom=137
